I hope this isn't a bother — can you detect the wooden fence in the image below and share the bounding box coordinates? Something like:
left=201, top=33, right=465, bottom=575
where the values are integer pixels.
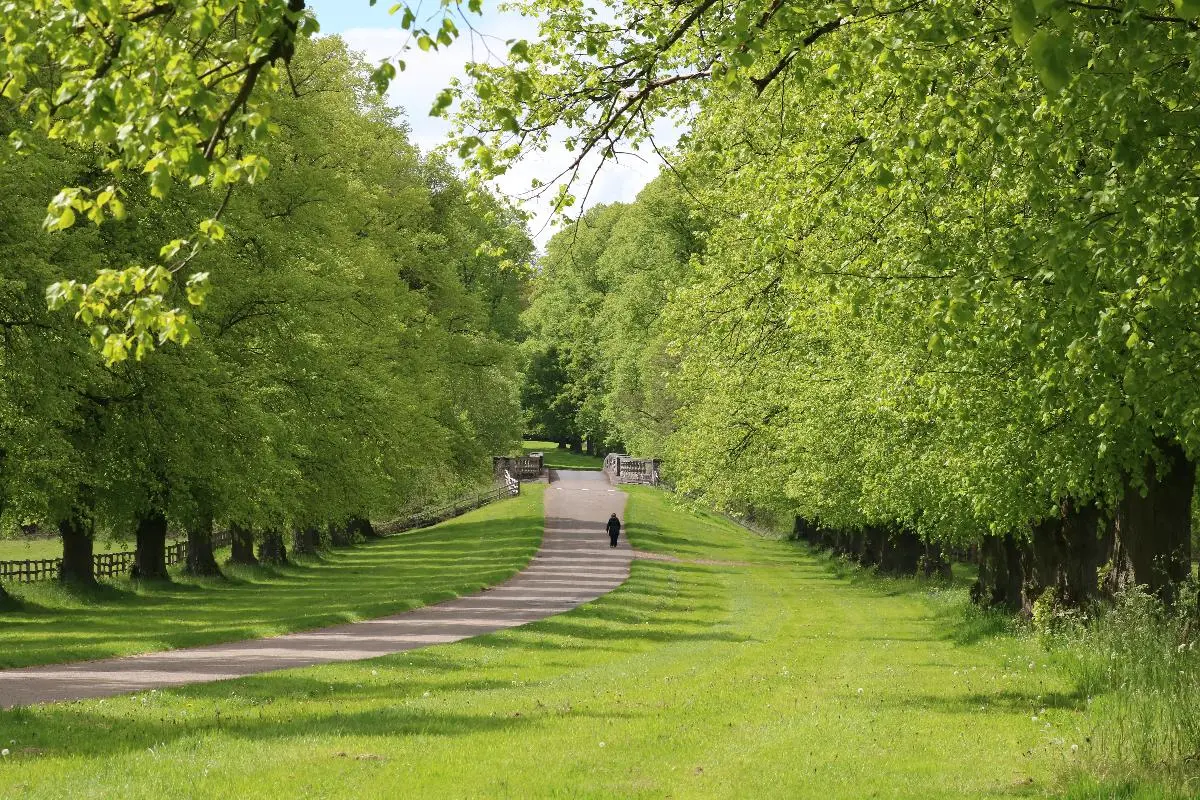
left=0, top=529, right=234, bottom=584
left=603, top=454, right=661, bottom=486
left=0, top=472, right=523, bottom=584
left=378, top=476, right=521, bottom=536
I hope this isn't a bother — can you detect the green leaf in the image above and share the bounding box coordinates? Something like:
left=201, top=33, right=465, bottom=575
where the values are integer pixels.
left=1028, top=30, right=1070, bottom=94
left=1011, top=0, right=1038, bottom=44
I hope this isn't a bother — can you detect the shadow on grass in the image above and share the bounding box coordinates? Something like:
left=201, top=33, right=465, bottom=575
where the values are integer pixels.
left=889, top=687, right=1088, bottom=715
left=0, top=558, right=711, bottom=762
left=0, top=509, right=544, bottom=670
left=4, top=687, right=642, bottom=761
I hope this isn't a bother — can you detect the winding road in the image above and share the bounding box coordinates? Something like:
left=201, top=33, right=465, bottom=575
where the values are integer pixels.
left=0, top=469, right=629, bottom=709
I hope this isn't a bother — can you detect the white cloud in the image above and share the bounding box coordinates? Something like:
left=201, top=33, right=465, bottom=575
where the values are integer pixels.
left=338, top=21, right=679, bottom=248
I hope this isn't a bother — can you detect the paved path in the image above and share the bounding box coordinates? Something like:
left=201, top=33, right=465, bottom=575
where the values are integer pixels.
left=0, top=470, right=629, bottom=709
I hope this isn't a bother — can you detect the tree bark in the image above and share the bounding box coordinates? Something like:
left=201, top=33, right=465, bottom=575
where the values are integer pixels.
left=858, top=525, right=886, bottom=567
left=291, top=526, right=321, bottom=556
left=329, top=521, right=354, bottom=547
left=1106, top=439, right=1195, bottom=604
left=257, top=530, right=287, bottom=565
left=878, top=527, right=923, bottom=575
left=347, top=516, right=379, bottom=540
left=920, top=541, right=953, bottom=580
left=133, top=508, right=169, bottom=580
left=1022, top=500, right=1104, bottom=612
left=184, top=514, right=222, bottom=577
left=791, top=516, right=815, bottom=542
left=971, top=534, right=1024, bottom=610
left=58, top=504, right=96, bottom=586
left=229, top=523, right=258, bottom=565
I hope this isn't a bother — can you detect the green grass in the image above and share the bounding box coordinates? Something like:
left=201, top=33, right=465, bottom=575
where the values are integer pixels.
left=0, top=484, right=1140, bottom=798
left=0, top=536, right=179, bottom=561
left=0, top=486, right=544, bottom=670
left=522, top=439, right=605, bottom=470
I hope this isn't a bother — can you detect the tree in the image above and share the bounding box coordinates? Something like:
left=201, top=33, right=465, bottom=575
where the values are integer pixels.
left=0, top=36, right=530, bottom=584
left=1, top=0, right=476, bottom=362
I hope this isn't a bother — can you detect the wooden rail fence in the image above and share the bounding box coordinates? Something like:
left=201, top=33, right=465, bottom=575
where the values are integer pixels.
left=378, top=476, right=521, bottom=536
left=1, top=472, right=524, bottom=584
left=0, top=530, right=233, bottom=584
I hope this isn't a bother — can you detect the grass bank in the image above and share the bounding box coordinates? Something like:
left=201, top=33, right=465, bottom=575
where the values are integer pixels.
left=0, top=484, right=1117, bottom=799
left=0, top=486, right=544, bottom=670
left=522, top=439, right=605, bottom=470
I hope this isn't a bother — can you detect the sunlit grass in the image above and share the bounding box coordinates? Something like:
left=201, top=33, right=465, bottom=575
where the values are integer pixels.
left=0, top=486, right=1123, bottom=799
left=0, top=486, right=544, bottom=669
left=0, top=536, right=179, bottom=561
left=522, top=439, right=605, bottom=470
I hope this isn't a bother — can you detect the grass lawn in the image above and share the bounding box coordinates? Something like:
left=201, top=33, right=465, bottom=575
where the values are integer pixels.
left=0, top=484, right=1143, bottom=799
left=0, top=536, right=183, bottom=561
left=0, top=486, right=544, bottom=670
left=522, top=439, right=605, bottom=470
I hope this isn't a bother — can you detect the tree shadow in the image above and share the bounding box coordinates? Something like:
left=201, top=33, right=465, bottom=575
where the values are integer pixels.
left=888, top=688, right=1088, bottom=715
left=0, top=512, right=544, bottom=669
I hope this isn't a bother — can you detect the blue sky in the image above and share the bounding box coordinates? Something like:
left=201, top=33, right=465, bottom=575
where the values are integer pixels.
left=306, top=2, right=395, bottom=31
left=306, top=0, right=665, bottom=247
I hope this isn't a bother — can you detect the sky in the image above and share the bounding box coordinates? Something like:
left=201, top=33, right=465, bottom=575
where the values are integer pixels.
left=306, top=0, right=668, bottom=247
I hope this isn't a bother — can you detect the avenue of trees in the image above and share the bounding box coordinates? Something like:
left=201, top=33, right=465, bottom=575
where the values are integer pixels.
left=511, top=1, right=1200, bottom=616
left=0, top=35, right=530, bottom=590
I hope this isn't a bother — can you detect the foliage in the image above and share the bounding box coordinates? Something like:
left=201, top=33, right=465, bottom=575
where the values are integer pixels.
left=520, top=176, right=699, bottom=457
left=0, top=38, right=529, bottom=561
left=500, top=1, right=1200, bottom=576
left=1, top=0, right=481, bottom=362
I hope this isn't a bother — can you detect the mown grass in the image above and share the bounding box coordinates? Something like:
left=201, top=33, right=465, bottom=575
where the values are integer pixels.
left=522, top=439, right=605, bottom=470
left=0, top=485, right=1123, bottom=799
left=0, top=486, right=544, bottom=670
left=0, top=536, right=184, bottom=561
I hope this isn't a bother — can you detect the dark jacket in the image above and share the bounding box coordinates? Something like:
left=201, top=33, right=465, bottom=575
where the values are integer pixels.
left=606, top=517, right=621, bottom=536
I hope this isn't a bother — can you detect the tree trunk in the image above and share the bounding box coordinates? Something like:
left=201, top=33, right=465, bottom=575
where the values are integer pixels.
left=1022, top=500, right=1104, bottom=612
left=291, top=526, right=321, bottom=556
left=133, top=508, right=169, bottom=580
left=858, top=526, right=886, bottom=567
left=257, top=530, right=287, bottom=565
left=1107, top=439, right=1195, bottom=604
left=58, top=507, right=96, bottom=586
left=229, top=523, right=258, bottom=565
left=878, top=527, right=923, bottom=575
left=971, top=534, right=1024, bottom=610
left=585, top=438, right=596, bottom=456
left=811, top=525, right=832, bottom=549
left=920, top=541, right=953, bottom=580
left=791, top=516, right=815, bottom=542
left=184, top=514, right=222, bottom=577
left=329, top=521, right=355, bottom=547
left=347, top=516, right=379, bottom=540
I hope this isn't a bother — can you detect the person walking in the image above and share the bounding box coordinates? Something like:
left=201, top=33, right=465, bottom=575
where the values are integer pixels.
left=606, top=513, right=621, bottom=548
